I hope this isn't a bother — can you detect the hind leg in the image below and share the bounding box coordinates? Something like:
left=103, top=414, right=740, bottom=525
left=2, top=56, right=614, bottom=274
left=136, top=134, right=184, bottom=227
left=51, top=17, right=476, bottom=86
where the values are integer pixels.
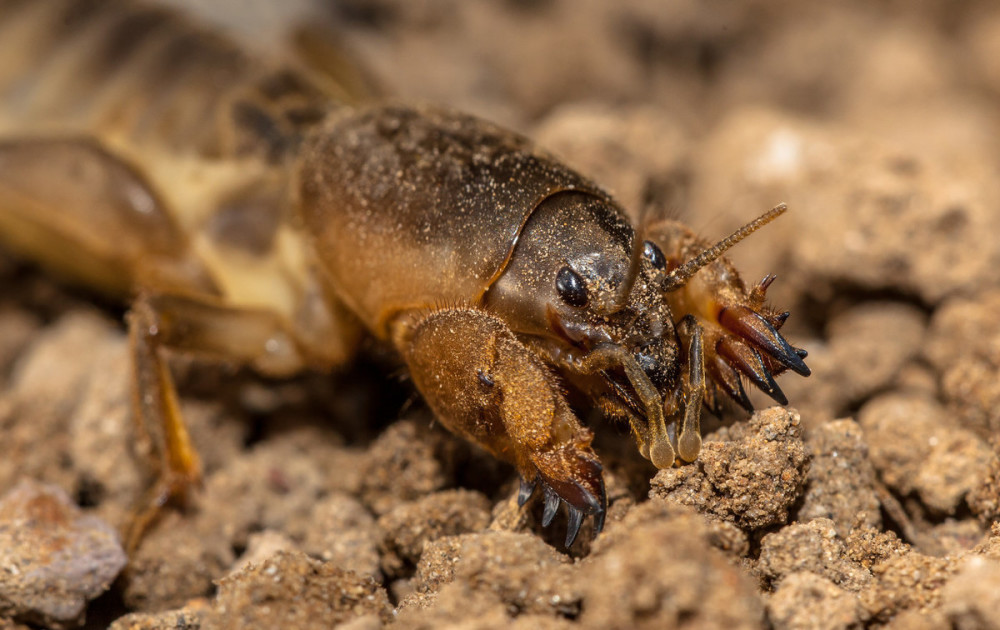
left=0, top=137, right=357, bottom=549
left=125, top=291, right=318, bottom=549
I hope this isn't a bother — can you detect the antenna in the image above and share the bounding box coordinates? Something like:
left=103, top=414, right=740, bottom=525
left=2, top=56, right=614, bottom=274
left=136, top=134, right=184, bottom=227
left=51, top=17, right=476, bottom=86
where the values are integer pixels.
left=660, top=203, right=787, bottom=292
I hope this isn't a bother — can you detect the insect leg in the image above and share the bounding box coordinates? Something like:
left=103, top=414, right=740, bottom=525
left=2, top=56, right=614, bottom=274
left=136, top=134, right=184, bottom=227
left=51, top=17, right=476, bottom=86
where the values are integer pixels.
left=125, top=292, right=312, bottom=550
left=126, top=296, right=202, bottom=552
left=676, top=316, right=706, bottom=462
left=571, top=345, right=676, bottom=469
left=393, top=307, right=606, bottom=546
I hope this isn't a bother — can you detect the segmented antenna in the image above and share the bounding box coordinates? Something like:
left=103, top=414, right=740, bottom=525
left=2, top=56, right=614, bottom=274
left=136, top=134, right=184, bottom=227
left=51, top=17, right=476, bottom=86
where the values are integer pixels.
left=660, top=203, right=788, bottom=292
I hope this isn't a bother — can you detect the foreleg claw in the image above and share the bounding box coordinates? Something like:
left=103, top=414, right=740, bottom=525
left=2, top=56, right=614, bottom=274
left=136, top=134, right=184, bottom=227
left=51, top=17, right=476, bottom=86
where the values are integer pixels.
left=517, top=464, right=608, bottom=547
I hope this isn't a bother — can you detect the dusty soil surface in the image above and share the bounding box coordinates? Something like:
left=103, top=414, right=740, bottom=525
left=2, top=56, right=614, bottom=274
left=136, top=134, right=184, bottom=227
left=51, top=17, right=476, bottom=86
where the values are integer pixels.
left=2, top=0, right=1000, bottom=628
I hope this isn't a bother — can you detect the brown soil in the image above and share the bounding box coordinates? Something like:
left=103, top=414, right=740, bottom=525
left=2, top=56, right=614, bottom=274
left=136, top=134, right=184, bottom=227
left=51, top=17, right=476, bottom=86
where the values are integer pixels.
left=3, top=1, right=1000, bottom=628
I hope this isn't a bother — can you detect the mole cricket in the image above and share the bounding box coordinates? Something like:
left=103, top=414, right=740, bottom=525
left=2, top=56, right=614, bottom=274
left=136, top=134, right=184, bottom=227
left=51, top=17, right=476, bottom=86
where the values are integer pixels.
left=0, top=0, right=809, bottom=547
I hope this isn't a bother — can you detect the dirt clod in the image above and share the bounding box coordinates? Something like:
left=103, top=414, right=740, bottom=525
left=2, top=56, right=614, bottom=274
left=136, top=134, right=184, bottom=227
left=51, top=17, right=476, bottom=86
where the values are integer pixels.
left=122, top=511, right=234, bottom=612
left=758, top=519, right=871, bottom=592
left=798, top=419, right=881, bottom=534
left=842, top=527, right=909, bottom=571
left=108, top=608, right=206, bottom=630
left=968, top=442, right=1000, bottom=524
left=405, top=531, right=575, bottom=617
left=577, top=500, right=764, bottom=630
left=649, top=407, right=809, bottom=531
left=859, top=393, right=991, bottom=515
left=939, top=556, right=1000, bottom=630
left=0, top=480, right=126, bottom=628
left=357, top=420, right=450, bottom=516
left=860, top=552, right=958, bottom=622
left=205, top=550, right=391, bottom=630
left=301, top=493, right=382, bottom=580
left=927, top=290, right=1000, bottom=438
left=766, top=572, right=865, bottom=630
left=378, top=489, right=492, bottom=578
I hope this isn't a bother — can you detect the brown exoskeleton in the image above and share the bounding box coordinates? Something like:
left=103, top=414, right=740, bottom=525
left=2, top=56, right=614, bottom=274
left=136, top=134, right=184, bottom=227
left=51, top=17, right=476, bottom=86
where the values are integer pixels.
left=0, top=0, right=808, bottom=547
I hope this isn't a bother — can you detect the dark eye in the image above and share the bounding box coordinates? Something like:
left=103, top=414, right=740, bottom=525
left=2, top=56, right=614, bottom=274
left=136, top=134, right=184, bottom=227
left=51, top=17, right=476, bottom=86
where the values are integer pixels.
left=643, top=240, right=666, bottom=270
left=556, top=266, right=588, bottom=307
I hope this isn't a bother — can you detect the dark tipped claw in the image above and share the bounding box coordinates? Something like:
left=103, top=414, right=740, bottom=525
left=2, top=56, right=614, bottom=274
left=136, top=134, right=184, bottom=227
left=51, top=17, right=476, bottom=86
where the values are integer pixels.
left=541, top=486, right=560, bottom=527
left=529, top=460, right=607, bottom=546
left=708, top=356, right=755, bottom=414
left=575, top=480, right=603, bottom=514
left=593, top=477, right=607, bottom=535
left=719, top=305, right=810, bottom=377
left=788, top=357, right=811, bottom=377
left=760, top=368, right=788, bottom=405
left=734, top=372, right=755, bottom=413
left=749, top=274, right=777, bottom=305
left=718, top=339, right=788, bottom=405
left=517, top=478, right=536, bottom=507
left=593, top=506, right=607, bottom=537
left=565, top=506, right=584, bottom=547
left=705, top=392, right=724, bottom=419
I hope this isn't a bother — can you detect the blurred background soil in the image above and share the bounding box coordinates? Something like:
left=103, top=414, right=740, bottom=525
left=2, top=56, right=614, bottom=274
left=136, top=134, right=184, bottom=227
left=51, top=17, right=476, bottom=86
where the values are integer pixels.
left=2, top=0, right=1000, bottom=628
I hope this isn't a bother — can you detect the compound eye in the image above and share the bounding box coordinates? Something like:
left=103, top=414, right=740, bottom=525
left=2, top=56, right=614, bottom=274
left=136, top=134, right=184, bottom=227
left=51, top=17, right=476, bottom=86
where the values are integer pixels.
left=556, top=266, right=589, bottom=307
left=643, top=240, right=666, bottom=270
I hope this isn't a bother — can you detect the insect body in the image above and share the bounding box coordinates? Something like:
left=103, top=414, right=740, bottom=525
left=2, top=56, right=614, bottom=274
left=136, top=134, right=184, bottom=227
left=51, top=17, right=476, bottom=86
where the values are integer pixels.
left=0, top=0, right=808, bottom=547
